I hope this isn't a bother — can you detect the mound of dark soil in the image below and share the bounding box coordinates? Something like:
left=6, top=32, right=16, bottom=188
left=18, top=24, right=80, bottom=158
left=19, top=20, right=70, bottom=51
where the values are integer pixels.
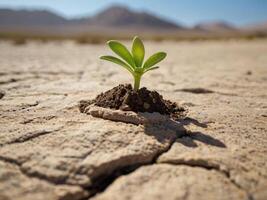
left=79, top=84, right=185, bottom=119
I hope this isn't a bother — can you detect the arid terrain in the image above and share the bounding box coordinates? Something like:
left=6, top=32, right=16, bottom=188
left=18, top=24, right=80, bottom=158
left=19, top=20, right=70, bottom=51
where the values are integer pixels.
left=0, top=39, right=267, bottom=200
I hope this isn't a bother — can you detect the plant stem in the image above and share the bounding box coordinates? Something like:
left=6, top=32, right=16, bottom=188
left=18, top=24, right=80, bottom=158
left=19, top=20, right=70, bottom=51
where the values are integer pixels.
left=133, top=74, right=141, bottom=91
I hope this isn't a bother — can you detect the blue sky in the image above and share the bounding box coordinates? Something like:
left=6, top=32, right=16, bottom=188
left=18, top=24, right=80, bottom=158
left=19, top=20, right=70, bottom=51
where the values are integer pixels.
left=0, top=0, right=267, bottom=26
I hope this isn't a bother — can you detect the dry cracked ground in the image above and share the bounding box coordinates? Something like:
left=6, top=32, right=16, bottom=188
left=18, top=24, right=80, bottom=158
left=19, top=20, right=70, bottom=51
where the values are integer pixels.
left=0, top=39, right=267, bottom=200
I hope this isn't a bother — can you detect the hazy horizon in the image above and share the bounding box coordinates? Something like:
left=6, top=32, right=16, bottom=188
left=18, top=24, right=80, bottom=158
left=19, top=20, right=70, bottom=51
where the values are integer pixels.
left=0, top=0, right=267, bottom=27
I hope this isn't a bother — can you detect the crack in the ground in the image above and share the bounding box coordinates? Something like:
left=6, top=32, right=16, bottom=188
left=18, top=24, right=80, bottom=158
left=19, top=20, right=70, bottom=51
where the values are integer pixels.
left=84, top=126, right=252, bottom=199
left=0, top=134, right=179, bottom=200
left=7, top=129, right=57, bottom=144
left=20, top=115, right=56, bottom=124
left=0, top=155, right=67, bottom=185
left=20, top=101, right=39, bottom=110
left=0, top=156, right=90, bottom=199
left=0, top=123, right=184, bottom=200
left=0, top=71, right=83, bottom=76
left=0, top=78, right=18, bottom=85
left=159, top=159, right=253, bottom=200
left=0, top=154, right=75, bottom=186
left=1, top=127, right=63, bottom=147
left=9, top=92, right=68, bottom=97
left=86, top=129, right=184, bottom=199
left=0, top=76, right=42, bottom=85
left=175, top=88, right=215, bottom=94
left=0, top=90, right=5, bottom=99
left=1, top=119, right=251, bottom=200
left=0, top=117, right=207, bottom=199
left=174, top=87, right=239, bottom=96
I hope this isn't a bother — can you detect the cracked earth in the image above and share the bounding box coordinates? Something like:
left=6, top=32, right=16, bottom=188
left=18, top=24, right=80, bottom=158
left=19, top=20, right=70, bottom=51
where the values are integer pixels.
left=0, top=40, right=266, bottom=200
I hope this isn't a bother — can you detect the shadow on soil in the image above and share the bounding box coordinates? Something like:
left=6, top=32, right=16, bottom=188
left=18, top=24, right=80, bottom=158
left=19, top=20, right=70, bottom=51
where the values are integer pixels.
left=142, top=115, right=226, bottom=148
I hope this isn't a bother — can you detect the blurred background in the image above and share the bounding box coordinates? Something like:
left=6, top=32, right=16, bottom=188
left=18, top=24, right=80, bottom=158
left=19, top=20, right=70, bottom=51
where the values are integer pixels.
left=0, top=0, right=267, bottom=44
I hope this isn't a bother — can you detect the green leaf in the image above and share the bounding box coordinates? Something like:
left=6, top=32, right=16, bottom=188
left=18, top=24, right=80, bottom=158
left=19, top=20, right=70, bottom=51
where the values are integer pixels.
left=108, top=40, right=136, bottom=68
left=144, top=66, right=159, bottom=73
left=100, top=56, right=134, bottom=74
left=132, top=36, right=145, bottom=68
left=143, top=52, right=166, bottom=69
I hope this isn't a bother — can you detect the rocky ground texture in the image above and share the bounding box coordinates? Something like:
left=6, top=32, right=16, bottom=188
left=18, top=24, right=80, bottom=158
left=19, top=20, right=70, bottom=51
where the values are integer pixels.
left=0, top=40, right=266, bottom=200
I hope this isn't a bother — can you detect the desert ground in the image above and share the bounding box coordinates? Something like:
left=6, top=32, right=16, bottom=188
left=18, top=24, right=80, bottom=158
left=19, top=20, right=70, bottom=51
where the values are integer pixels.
left=0, top=39, right=267, bottom=200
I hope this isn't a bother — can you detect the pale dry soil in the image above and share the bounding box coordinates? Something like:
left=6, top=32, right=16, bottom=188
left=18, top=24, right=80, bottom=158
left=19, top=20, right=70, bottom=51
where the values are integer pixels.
left=0, top=40, right=266, bottom=200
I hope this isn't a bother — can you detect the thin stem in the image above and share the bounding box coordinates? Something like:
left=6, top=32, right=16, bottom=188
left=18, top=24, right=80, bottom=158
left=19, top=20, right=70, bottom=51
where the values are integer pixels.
left=133, top=74, right=141, bottom=91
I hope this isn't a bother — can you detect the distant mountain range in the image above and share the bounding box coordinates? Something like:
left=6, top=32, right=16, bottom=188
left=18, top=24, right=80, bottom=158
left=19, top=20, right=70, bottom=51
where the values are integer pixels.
left=0, top=5, right=266, bottom=36
left=242, top=21, right=267, bottom=32
left=0, top=6, right=182, bottom=34
left=194, top=21, right=237, bottom=32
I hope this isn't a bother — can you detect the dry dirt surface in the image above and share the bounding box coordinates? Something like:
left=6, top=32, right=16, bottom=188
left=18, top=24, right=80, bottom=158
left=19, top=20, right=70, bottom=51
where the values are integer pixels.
left=0, top=40, right=267, bottom=200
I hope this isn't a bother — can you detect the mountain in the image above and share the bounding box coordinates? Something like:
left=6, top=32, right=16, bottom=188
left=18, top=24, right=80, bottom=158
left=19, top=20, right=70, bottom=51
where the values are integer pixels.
left=242, top=21, right=267, bottom=32
left=0, top=8, right=67, bottom=27
left=194, top=21, right=237, bottom=32
left=84, top=6, right=180, bottom=29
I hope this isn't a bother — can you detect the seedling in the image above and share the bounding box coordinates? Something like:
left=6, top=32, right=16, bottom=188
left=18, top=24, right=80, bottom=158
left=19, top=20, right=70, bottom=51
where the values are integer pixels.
left=100, top=36, right=167, bottom=91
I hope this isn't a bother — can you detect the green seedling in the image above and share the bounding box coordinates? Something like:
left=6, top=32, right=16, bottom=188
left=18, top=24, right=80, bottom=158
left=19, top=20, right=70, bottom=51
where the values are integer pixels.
left=100, top=36, right=167, bottom=91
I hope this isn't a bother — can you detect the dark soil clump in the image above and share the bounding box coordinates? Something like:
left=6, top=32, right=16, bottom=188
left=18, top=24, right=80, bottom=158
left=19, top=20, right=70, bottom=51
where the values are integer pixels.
left=79, top=84, right=186, bottom=119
